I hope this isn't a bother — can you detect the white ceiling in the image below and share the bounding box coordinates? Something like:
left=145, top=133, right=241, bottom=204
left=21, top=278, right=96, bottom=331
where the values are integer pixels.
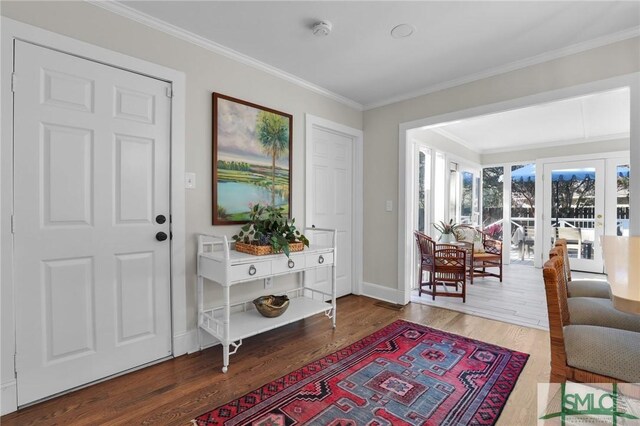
left=115, top=1, right=640, bottom=110
left=429, top=88, right=630, bottom=153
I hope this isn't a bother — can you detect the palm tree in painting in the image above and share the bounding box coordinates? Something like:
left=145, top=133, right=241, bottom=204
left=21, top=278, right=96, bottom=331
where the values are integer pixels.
left=256, top=111, right=289, bottom=205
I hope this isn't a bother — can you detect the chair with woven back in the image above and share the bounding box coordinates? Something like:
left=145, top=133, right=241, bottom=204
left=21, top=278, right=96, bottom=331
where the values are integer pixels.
left=414, top=231, right=436, bottom=298
left=433, top=246, right=467, bottom=303
left=548, top=245, right=639, bottom=333
left=414, top=231, right=466, bottom=302
left=542, top=255, right=640, bottom=383
left=552, top=239, right=610, bottom=299
left=455, top=224, right=503, bottom=282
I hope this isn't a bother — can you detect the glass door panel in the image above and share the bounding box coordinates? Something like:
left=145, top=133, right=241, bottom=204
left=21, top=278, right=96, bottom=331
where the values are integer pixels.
left=461, top=171, right=473, bottom=224
left=543, top=160, right=605, bottom=273
left=416, top=147, right=431, bottom=233
left=482, top=167, right=504, bottom=232
left=511, top=163, right=536, bottom=264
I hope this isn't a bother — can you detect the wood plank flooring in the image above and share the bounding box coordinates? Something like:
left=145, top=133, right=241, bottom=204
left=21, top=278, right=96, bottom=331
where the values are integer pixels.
left=412, top=263, right=606, bottom=330
left=412, top=264, right=550, bottom=329
left=1, top=296, right=550, bottom=426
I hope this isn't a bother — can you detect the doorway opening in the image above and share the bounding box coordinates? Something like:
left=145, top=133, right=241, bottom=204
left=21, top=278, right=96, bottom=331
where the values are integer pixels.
left=401, top=84, right=632, bottom=328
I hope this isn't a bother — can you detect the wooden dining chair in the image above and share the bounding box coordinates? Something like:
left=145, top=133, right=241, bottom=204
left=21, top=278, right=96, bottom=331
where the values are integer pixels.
left=456, top=224, right=503, bottom=282
left=414, top=231, right=436, bottom=298
left=433, top=247, right=467, bottom=303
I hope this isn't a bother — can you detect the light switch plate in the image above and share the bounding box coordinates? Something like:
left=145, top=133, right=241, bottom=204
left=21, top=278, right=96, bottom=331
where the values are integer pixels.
left=185, top=172, right=196, bottom=189
left=264, top=277, right=273, bottom=289
left=386, top=200, right=393, bottom=212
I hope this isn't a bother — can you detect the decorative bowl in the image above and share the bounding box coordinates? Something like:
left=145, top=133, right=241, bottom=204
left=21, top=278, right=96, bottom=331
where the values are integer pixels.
left=253, top=295, right=290, bottom=318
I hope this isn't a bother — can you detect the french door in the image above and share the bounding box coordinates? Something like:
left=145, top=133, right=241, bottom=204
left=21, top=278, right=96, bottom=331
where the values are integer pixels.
left=543, top=160, right=605, bottom=272
left=13, top=41, right=172, bottom=404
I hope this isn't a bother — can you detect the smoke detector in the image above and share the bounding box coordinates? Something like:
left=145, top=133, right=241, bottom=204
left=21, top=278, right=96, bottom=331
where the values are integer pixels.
left=312, top=21, right=332, bottom=37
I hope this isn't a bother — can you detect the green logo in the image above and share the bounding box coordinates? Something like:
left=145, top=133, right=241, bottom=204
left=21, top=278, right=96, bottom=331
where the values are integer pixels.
left=540, top=383, right=640, bottom=425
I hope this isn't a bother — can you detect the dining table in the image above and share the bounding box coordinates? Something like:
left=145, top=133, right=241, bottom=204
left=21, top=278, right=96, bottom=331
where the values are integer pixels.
left=601, top=236, right=640, bottom=315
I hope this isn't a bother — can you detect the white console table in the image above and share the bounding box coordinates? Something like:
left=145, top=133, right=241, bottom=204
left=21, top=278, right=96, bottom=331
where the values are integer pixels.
left=197, top=227, right=337, bottom=372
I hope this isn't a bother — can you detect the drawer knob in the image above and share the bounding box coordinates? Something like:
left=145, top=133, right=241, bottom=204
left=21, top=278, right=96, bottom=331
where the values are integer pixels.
left=288, top=259, right=295, bottom=269
left=318, top=255, right=325, bottom=264
left=248, top=265, right=257, bottom=276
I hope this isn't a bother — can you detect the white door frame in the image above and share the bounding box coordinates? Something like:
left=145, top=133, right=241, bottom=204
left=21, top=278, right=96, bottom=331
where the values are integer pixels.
left=399, top=72, right=639, bottom=305
left=305, top=114, right=364, bottom=296
left=1, top=17, right=186, bottom=414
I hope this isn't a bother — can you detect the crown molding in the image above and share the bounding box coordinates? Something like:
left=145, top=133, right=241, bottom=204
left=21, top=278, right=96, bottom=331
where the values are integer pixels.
left=364, top=26, right=640, bottom=111
left=430, top=128, right=479, bottom=153
left=86, top=0, right=364, bottom=111
left=431, top=127, right=630, bottom=156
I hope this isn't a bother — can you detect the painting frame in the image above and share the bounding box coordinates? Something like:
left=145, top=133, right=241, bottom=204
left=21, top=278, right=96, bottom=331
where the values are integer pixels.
left=212, top=93, right=293, bottom=225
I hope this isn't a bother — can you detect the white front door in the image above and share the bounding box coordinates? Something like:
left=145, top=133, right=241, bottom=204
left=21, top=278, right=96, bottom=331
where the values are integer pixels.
left=13, top=41, right=172, bottom=405
left=307, top=123, right=354, bottom=298
left=543, top=160, right=605, bottom=273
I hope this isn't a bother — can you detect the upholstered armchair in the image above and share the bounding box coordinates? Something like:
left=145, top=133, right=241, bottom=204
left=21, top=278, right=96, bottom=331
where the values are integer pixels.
left=455, top=225, right=503, bottom=282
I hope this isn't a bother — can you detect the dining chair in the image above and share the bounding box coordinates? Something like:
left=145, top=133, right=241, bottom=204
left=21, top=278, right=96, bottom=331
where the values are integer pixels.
left=414, top=231, right=436, bottom=298
left=456, top=224, right=503, bottom=282
left=542, top=256, right=640, bottom=383
left=552, top=239, right=610, bottom=299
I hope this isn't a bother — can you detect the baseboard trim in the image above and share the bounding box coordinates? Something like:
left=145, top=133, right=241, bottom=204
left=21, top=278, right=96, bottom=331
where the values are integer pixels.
left=175, top=328, right=222, bottom=355
left=173, top=330, right=195, bottom=356
left=361, top=281, right=404, bottom=305
left=1, top=380, right=17, bottom=415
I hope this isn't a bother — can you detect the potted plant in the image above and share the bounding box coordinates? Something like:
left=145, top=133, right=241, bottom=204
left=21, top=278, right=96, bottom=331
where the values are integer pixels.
left=232, top=204, right=309, bottom=257
left=433, top=219, right=459, bottom=243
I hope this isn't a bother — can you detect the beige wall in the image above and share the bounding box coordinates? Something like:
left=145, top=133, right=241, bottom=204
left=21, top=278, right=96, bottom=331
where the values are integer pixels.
left=1, top=2, right=363, bottom=332
left=363, top=36, right=640, bottom=289
left=2, top=1, right=638, bottom=318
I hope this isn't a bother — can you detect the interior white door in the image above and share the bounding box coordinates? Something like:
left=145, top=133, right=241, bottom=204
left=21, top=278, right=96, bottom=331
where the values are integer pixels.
left=307, top=125, right=353, bottom=297
left=543, top=160, right=605, bottom=273
left=13, top=41, right=172, bottom=405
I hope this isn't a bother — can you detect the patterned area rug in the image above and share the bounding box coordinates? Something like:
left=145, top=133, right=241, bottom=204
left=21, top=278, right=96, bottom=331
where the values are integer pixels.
left=193, top=320, right=529, bottom=425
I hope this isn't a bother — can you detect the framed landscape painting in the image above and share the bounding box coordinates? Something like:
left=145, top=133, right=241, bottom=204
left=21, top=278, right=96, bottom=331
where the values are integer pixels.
left=212, top=93, right=292, bottom=225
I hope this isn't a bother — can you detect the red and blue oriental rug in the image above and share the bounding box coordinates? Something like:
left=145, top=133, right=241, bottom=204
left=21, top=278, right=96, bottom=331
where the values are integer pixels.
left=193, top=320, right=528, bottom=425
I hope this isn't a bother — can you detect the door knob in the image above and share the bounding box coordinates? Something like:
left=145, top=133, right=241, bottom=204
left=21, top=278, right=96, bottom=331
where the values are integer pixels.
left=156, top=232, right=168, bottom=241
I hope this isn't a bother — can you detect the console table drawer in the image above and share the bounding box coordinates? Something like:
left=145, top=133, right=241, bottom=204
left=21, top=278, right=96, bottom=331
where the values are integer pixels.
left=271, top=253, right=305, bottom=275
left=229, top=261, right=272, bottom=282
left=305, top=252, right=333, bottom=267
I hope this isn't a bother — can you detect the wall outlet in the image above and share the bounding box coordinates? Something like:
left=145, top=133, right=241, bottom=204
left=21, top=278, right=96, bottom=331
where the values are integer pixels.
left=185, top=172, right=196, bottom=189
left=386, top=200, right=393, bottom=212
left=264, top=277, right=273, bottom=289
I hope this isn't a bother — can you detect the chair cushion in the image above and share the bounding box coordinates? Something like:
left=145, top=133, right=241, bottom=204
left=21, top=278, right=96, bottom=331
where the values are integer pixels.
left=473, top=241, right=485, bottom=253
left=568, top=297, right=640, bottom=333
left=473, top=252, right=500, bottom=261
left=567, top=279, right=611, bottom=299
left=564, top=325, right=640, bottom=382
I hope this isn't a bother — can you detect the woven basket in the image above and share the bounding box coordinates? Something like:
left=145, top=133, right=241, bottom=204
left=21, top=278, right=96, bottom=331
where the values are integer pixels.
left=235, top=241, right=304, bottom=256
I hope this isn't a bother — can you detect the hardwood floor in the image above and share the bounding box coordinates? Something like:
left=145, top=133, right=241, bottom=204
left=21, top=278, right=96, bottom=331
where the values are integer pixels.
left=1, top=296, right=550, bottom=426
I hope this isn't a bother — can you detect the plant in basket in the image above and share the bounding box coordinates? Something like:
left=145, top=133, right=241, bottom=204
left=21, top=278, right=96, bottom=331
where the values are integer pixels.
left=232, top=204, right=309, bottom=257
